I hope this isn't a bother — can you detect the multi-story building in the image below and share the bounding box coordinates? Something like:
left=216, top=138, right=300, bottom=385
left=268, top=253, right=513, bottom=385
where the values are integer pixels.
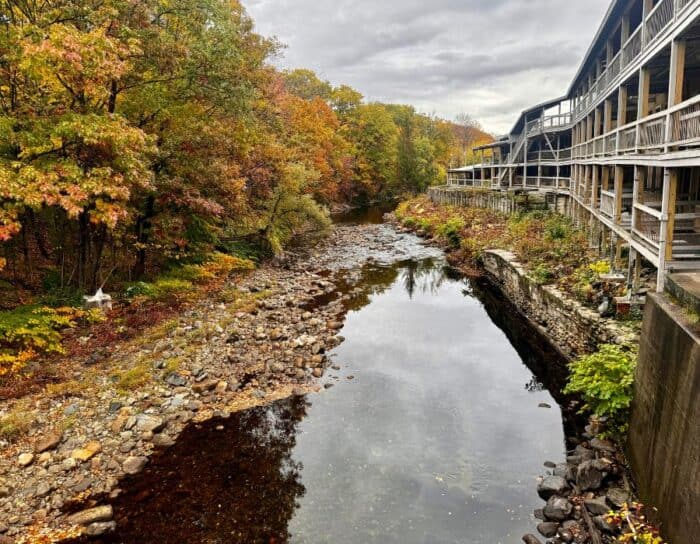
left=445, top=0, right=700, bottom=291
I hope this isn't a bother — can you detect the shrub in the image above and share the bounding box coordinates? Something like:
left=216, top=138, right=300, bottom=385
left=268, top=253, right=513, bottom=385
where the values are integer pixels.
left=531, top=263, right=555, bottom=285
left=564, top=344, right=637, bottom=437
left=0, top=305, right=92, bottom=378
left=435, top=217, right=465, bottom=248
left=0, top=404, right=33, bottom=441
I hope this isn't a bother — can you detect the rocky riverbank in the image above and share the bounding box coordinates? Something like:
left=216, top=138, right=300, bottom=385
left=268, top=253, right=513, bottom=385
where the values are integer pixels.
left=0, top=223, right=430, bottom=543
left=528, top=426, right=635, bottom=544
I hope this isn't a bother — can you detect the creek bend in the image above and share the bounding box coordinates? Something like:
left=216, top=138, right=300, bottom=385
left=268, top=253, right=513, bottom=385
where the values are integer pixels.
left=77, top=211, right=575, bottom=544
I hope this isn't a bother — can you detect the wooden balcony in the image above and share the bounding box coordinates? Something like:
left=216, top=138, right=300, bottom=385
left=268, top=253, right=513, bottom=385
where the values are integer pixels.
left=573, top=94, right=700, bottom=160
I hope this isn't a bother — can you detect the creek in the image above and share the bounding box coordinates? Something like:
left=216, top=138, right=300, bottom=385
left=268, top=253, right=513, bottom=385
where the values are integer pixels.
left=81, top=208, right=576, bottom=544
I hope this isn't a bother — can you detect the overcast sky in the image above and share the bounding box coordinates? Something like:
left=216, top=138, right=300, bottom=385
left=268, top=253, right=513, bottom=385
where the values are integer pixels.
left=246, top=0, right=612, bottom=135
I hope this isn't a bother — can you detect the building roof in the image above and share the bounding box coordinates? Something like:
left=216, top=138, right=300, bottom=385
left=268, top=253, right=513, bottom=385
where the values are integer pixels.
left=567, top=0, right=626, bottom=95
left=508, top=95, right=567, bottom=135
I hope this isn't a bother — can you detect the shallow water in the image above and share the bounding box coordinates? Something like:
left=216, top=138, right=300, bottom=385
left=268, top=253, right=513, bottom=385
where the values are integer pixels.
left=85, top=242, right=575, bottom=544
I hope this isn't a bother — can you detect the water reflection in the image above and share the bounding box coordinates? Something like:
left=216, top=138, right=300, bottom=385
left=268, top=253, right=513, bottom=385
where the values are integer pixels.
left=88, top=398, right=309, bottom=544
left=72, top=256, right=571, bottom=544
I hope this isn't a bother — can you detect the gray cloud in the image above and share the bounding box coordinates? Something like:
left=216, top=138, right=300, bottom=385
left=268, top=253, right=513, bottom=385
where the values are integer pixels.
left=247, top=0, right=611, bottom=134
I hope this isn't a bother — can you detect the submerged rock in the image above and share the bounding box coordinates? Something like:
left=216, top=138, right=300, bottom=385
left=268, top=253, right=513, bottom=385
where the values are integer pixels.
left=537, top=521, right=559, bottom=538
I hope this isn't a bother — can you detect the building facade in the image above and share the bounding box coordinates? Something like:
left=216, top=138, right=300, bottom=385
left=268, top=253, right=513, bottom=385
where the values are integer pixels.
left=446, top=0, right=700, bottom=291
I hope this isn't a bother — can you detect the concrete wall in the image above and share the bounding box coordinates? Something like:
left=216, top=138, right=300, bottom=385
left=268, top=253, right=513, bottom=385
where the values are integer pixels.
left=481, top=249, right=635, bottom=360
left=628, top=294, right=700, bottom=544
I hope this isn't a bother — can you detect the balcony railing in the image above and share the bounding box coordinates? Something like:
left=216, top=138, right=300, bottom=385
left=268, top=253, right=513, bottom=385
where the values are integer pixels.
left=572, top=93, right=700, bottom=159
left=573, top=0, right=693, bottom=120
left=671, top=98, right=700, bottom=145
left=633, top=203, right=663, bottom=252
left=600, top=191, right=616, bottom=219
left=646, top=0, right=674, bottom=43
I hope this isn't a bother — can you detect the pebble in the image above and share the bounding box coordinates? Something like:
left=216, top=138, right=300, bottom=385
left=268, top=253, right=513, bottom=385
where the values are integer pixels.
left=34, top=432, right=63, bottom=454
left=17, top=454, right=34, bottom=467
left=122, top=456, right=148, bottom=475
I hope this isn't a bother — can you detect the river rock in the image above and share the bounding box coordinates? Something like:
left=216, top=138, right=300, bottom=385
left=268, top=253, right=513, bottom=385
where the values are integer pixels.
left=522, top=535, right=543, bottom=544
left=67, top=505, right=113, bottom=526
left=71, top=441, right=102, bottom=461
left=135, top=414, right=165, bottom=433
left=590, top=437, right=616, bottom=453
left=123, top=456, right=148, bottom=475
left=606, top=487, right=630, bottom=508
left=537, top=476, right=569, bottom=499
left=312, top=368, right=324, bottom=378
left=165, top=373, right=187, bottom=387
left=34, top=431, right=63, bottom=453
left=86, top=521, right=116, bottom=537
left=269, top=362, right=285, bottom=373
left=576, top=460, right=604, bottom=490
left=152, top=433, right=176, bottom=448
left=537, top=522, right=559, bottom=538
left=17, top=453, right=34, bottom=467
left=192, top=380, right=218, bottom=393
left=35, top=482, right=51, bottom=497
left=543, top=496, right=573, bottom=521
left=594, top=515, right=616, bottom=533
left=584, top=496, right=610, bottom=515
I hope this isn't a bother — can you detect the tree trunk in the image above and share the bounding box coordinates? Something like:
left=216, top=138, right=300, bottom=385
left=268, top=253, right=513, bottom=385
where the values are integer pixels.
left=77, top=211, right=89, bottom=290
left=132, top=195, right=155, bottom=279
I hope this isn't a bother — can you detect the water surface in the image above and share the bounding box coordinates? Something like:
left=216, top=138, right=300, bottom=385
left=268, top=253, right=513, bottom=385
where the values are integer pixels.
left=87, top=248, right=572, bottom=544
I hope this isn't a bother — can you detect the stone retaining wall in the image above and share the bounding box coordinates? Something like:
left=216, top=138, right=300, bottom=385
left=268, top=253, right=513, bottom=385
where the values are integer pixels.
left=481, top=249, right=636, bottom=360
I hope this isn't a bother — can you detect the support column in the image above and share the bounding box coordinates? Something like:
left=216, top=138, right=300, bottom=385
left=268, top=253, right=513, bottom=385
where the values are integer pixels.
left=668, top=39, right=686, bottom=107
left=666, top=39, right=687, bottom=150
left=632, top=166, right=646, bottom=233
left=618, top=84, right=628, bottom=126
left=614, top=166, right=624, bottom=224
left=592, top=165, right=600, bottom=208
left=604, top=98, right=613, bottom=133
left=638, top=67, right=651, bottom=120
left=658, top=168, right=677, bottom=292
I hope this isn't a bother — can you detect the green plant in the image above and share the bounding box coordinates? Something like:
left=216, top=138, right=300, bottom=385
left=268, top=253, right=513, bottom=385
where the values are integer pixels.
left=564, top=344, right=637, bottom=436
left=531, top=263, right=555, bottom=285
left=115, top=363, right=151, bottom=391
left=0, top=404, right=33, bottom=441
left=436, top=217, right=465, bottom=248
left=589, top=260, right=611, bottom=276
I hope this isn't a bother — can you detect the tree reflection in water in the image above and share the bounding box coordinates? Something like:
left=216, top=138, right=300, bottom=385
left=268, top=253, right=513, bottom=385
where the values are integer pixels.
left=79, top=396, right=309, bottom=544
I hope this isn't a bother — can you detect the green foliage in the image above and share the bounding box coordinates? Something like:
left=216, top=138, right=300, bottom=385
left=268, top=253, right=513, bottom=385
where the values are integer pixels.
left=0, top=305, right=78, bottom=355
left=435, top=217, right=465, bottom=248
left=564, top=344, right=637, bottom=436
left=0, top=405, right=33, bottom=442
left=531, top=264, right=555, bottom=285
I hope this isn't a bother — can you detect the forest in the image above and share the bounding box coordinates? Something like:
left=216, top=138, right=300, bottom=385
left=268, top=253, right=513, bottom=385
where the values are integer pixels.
left=0, top=0, right=492, bottom=298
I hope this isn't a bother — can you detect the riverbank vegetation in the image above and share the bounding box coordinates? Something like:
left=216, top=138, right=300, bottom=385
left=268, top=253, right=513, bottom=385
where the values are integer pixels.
left=564, top=344, right=638, bottom=438
left=395, top=196, right=625, bottom=305
left=0, top=1, right=492, bottom=386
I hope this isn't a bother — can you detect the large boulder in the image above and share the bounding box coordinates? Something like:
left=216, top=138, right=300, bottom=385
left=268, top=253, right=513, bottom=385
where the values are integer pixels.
left=544, top=496, right=573, bottom=521
left=537, top=476, right=569, bottom=500
left=576, top=460, right=604, bottom=491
